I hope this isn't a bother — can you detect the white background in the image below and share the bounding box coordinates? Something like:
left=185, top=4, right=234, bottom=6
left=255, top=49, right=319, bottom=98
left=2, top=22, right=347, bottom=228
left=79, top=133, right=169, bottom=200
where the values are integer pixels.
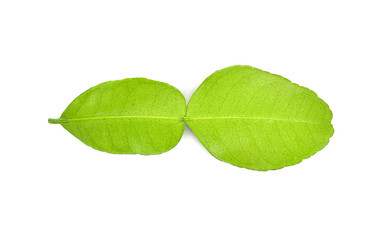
left=1, top=1, right=389, bottom=239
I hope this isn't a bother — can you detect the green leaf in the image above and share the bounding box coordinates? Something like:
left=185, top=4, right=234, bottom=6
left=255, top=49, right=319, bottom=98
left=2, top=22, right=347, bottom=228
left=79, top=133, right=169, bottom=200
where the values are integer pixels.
left=49, top=78, right=186, bottom=155
left=185, top=65, right=334, bottom=171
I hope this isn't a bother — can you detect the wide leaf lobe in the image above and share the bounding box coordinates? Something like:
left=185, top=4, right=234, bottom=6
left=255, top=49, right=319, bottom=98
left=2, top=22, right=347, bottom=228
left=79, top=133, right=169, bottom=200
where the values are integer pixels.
left=49, top=78, right=186, bottom=155
left=185, top=65, right=334, bottom=171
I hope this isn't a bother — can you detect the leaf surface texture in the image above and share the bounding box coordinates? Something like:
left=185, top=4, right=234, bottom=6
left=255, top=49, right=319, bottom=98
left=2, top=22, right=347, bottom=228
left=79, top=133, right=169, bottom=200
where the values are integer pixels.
left=49, top=78, right=186, bottom=154
left=185, top=65, right=334, bottom=170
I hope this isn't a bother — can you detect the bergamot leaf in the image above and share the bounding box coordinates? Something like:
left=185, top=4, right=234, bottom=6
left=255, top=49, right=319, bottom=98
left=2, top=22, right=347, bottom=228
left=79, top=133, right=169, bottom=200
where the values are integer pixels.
left=49, top=78, right=186, bottom=155
left=185, top=65, right=334, bottom=171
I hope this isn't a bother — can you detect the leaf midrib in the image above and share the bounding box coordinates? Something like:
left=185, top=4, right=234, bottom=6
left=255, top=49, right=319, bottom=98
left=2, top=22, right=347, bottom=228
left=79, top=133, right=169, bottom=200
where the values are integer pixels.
left=184, top=116, right=330, bottom=125
left=49, top=115, right=330, bottom=125
left=48, top=116, right=182, bottom=124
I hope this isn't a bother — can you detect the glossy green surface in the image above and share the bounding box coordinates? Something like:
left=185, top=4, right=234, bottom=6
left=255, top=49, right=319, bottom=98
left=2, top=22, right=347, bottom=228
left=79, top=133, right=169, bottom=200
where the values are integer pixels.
left=49, top=78, right=186, bottom=154
left=49, top=66, right=334, bottom=171
left=185, top=65, right=334, bottom=170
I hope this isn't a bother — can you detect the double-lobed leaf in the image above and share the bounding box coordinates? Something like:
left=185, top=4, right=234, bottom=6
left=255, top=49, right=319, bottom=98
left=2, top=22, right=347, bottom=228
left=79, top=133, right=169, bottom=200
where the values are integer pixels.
left=49, top=66, right=334, bottom=171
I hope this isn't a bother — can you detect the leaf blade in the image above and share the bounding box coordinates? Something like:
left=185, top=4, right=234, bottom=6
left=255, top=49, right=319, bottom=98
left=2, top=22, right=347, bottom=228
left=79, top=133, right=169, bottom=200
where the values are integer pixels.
left=49, top=78, right=186, bottom=155
left=185, top=65, right=334, bottom=171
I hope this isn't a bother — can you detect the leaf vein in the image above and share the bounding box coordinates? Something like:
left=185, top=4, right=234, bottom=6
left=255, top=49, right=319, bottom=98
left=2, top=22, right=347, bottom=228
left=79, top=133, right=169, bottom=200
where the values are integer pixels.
left=186, top=116, right=330, bottom=125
